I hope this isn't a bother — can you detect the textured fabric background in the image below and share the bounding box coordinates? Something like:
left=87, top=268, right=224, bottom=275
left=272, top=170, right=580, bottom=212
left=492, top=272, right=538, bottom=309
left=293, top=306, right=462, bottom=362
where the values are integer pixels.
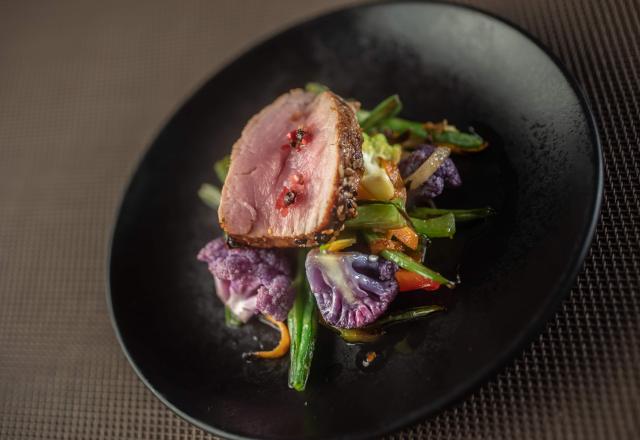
left=0, top=0, right=638, bottom=439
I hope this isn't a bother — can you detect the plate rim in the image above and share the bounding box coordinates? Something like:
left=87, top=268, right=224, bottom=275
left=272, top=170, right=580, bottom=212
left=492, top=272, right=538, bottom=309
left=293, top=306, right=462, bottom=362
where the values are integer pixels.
left=106, top=1, right=603, bottom=439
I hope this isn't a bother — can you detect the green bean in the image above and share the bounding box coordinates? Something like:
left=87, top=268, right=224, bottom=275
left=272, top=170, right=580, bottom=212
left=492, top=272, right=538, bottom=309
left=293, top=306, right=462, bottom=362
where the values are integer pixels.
left=288, top=252, right=306, bottom=365
left=357, top=109, right=427, bottom=138
left=294, top=282, right=317, bottom=390
left=410, top=206, right=495, bottom=222
left=224, top=306, right=243, bottom=327
left=214, top=155, right=231, bottom=183
left=410, top=213, right=456, bottom=238
left=198, top=183, right=221, bottom=209
left=288, top=251, right=317, bottom=391
left=358, top=198, right=413, bottom=226
left=432, top=131, right=484, bottom=149
left=324, top=305, right=445, bottom=343
left=378, top=119, right=485, bottom=149
left=360, top=95, right=403, bottom=132
left=363, top=231, right=454, bottom=287
left=374, top=305, right=444, bottom=327
left=358, top=108, right=486, bottom=150
left=345, top=204, right=406, bottom=230
left=389, top=197, right=408, bottom=213
left=378, top=117, right=428, bottom=138
left=287, top=282, right=303, bottom=380
left=382, top=249, right=454, bottom=287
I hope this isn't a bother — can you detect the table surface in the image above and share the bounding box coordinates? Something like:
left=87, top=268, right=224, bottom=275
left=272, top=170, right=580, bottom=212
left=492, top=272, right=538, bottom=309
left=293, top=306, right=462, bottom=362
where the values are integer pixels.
left=1, top=0, right=638, bottom=439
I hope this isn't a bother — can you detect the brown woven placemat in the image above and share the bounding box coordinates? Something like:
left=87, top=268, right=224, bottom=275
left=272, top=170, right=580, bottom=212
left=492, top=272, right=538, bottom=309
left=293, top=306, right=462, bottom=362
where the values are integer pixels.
left=0, top=0, right=638, bottom=439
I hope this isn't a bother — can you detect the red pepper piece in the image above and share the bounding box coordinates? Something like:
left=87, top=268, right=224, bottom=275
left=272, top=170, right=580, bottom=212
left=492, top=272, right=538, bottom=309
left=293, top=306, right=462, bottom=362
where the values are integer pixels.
left=395, top=269, right=441, bottom=292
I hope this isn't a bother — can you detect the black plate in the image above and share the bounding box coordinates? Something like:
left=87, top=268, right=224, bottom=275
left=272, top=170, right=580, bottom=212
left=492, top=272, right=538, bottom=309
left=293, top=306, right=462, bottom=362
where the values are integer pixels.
left=108, top=2, right=602, bottom=439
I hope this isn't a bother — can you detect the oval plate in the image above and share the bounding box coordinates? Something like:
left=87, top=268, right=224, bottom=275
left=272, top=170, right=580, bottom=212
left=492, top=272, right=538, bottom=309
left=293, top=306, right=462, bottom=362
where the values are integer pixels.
left=108, top=2, right=602, bottom=439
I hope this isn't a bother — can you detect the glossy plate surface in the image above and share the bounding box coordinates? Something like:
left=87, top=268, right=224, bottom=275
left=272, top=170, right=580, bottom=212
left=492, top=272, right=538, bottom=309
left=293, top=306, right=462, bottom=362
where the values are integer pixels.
left=108, top=2, right=602, bottom=439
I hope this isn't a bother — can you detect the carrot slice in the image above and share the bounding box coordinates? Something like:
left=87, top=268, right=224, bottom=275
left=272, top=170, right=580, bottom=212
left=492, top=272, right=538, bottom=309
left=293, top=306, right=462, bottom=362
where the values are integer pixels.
left=369, top=238, right=405, bottom=255
left=251, top=316, right=291, bottom=359
left=386, top=226, right=419, bottom=250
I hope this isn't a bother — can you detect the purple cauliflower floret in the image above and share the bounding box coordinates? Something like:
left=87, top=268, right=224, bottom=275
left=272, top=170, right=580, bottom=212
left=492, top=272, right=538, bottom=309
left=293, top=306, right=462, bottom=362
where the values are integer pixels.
left=305, top=249, right=399, bottom=329
left=398, top=144, right=462, bottom=200
left=197, top=238, right=294, bottom=322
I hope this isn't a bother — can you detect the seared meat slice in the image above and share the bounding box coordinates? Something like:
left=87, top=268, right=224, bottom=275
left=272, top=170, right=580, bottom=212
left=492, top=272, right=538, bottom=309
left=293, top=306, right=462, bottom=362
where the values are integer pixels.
left=218, top=89, right=363, bottom=247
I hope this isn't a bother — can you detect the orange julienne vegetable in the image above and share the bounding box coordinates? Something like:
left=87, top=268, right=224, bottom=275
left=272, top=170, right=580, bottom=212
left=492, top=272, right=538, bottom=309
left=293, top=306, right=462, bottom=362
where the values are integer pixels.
left=386, top=226, right=419, bottom=250
left=251, top=315, right=291, bottom=359
left=395, top=269, right=441, bottom=292
left=369, top=237, right=405, bottom=255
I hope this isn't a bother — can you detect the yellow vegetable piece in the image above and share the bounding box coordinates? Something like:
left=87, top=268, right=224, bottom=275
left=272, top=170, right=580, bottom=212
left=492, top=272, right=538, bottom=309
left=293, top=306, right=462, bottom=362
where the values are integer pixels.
left=324, top=238, right=357, bottom=252
left=360, top=172, right=395, bottom=200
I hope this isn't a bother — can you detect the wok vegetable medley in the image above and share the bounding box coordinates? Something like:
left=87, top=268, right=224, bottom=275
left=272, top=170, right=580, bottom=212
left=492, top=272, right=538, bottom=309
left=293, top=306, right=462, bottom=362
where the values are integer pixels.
left=197, top=83, right=494, bottom=391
